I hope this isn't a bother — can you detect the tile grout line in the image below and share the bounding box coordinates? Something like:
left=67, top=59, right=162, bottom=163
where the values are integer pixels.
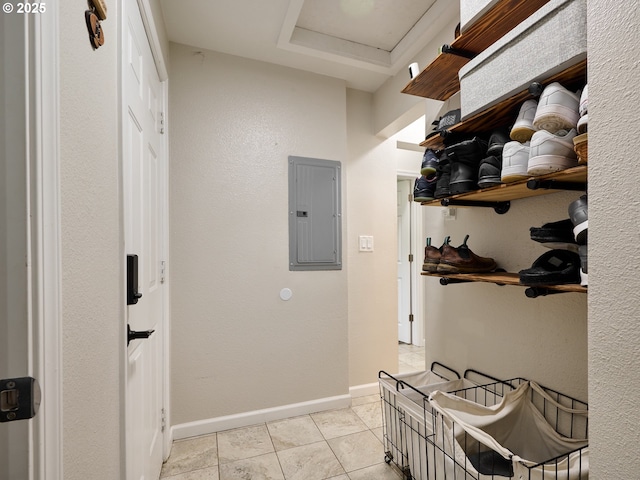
left=263, top=422, right=287, bottom=480
left=308, top=412, right=349, bottom=479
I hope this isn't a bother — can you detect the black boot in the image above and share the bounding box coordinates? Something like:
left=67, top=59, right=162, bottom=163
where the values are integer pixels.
left=446, top=137, right=488, bottom=194
left=434, top=150, right=451, bottom=199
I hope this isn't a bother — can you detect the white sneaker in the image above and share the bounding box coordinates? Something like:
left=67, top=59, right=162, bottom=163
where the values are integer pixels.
left=510, top=99, right=538, bottom=143
left=528, top=129, right=578, bottom=175
left=501, top=141, right=530, bottom=183
left=577, top=84, right=588, bottom=134
left=579, top=245, right=588, bottom=286
left=579, top=84, right=588, bottom=117
left=533, top=82, right=580, bottom=133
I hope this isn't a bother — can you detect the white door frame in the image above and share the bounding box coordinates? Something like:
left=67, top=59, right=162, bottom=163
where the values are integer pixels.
left=33, top=5, right=64, bottom=477
left=20, top=4, right=63, bottom=479
left=122, top=0, right=172, bottom=463
left=397, top=171, right=425, bottom=347
left=1, top=3, right=64, bottom=478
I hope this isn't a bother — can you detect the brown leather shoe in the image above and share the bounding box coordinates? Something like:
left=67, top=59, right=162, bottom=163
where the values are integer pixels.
left=436, top=235, right=497, bottom=273
left=422, top=236, right=449, bottom=272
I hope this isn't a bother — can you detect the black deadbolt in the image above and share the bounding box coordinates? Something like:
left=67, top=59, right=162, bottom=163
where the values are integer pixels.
left=127, top=254, right=143, bottom=305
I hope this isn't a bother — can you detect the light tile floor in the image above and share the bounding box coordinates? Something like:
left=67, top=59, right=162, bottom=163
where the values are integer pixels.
left=398, top=343, right=425, bottom=374
left=160, top=395, right=403, bottom=480
left=160, top=344, right=425, bottom=480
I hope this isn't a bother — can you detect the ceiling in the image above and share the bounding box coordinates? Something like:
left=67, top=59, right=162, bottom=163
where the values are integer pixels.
left=159, top=0, right=458, bottom=92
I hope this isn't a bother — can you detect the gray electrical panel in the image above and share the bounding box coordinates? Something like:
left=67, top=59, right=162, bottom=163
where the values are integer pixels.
left=288, top=156, right=342, bottom=271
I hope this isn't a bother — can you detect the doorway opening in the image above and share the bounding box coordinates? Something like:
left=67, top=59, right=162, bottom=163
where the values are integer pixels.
left=396, top=177, right=425, bottom=373
left=395, top=114, right=427, bottom=373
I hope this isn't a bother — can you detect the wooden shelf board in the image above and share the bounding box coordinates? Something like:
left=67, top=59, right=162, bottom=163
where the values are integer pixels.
left=402, top=0, right=552, bottom=100
left=421, top=271, right=587, bottom=294
left=454, top=60, right=588, bottom=133
left=401, top=53, right=467, bottom=100
left=421, top=165, right=586, bottom=205
left=419, top=59, right=588, bottom=152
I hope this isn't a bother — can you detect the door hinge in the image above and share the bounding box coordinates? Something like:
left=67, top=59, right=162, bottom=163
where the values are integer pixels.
left=161, top=408, right=166, bottom=432
left=408, top=193, right=413, bottom=203
left=159, top=111, right=165, bottom=134
left=409, top=314, right=414, bottom=323
left=160, top=261, right=166, bottom=284
left=408, top=253, right=414, bottom=263
left=0, top=377, right=41, bottom=423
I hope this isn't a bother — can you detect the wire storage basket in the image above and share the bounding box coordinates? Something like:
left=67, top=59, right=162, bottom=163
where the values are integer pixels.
left=379, top=363, right=463, bottom=479
left=426, top=378, right=589, bottom=480
left=379, top=366, right=504, bottom=480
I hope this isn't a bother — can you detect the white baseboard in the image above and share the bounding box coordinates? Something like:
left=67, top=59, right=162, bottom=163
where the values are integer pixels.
left=349, top=382, right=379, bottom=398
left=172, top=394, right=351, bottom=440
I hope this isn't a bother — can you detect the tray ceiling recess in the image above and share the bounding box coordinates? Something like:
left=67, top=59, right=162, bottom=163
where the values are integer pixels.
left=278, top=0, right=453, bottom=73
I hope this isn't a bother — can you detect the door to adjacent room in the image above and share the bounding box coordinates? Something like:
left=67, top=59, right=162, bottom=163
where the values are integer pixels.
left=397, top=179, right=413, bottom=344
left=122, top=0, right=168, bottom=478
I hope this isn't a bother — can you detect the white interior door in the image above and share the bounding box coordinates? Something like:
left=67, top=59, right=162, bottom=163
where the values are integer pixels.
left=397, top=180, right=412, bottom=344
left=123, top=1, right=166, bottom=478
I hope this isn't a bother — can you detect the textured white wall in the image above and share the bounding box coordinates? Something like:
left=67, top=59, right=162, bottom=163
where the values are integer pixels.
left=169, top=43, right=349, bottom=424
left=588, top=1, right=640, bottom=477
left=59, top=2, right=123, bottom=478
left=346, top=89, right=398, bottom=386
left=422, top=191, right=588, bottom=399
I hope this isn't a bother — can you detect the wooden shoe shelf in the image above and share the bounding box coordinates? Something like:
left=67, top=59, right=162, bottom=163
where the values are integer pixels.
left=421, top=165, right=587, bottom=213
left=402, top=0, right=553, bottom=102
left=416, top=60, right=587, bottom=152
left=418, top=165, right=588, bottom=294
left=404, top=1, right=588, bottom=295
left=421, top=272, right=587, bottom=297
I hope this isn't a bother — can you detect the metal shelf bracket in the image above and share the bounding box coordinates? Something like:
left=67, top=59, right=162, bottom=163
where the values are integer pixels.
left=439, top=277, right=472, bottom=286
left=527, top=179, right=586, bottom=191
left=525, top=287, right=568, bottom=298
left=440, top=44, right=476, bottom=60
left=441, top=198, right=510, bottom=214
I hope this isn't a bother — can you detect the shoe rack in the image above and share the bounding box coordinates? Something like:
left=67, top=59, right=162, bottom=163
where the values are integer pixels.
left=421, top=271, right=585, bottom=297
left=413, top=60, right=587, bottom=154
left=403, top=1, right=587, bottom=296
left=427, top=164, right=586, bottom=214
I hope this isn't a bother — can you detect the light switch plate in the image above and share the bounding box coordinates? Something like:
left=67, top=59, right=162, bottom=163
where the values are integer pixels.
left=359, top=235, right=374, bottom=252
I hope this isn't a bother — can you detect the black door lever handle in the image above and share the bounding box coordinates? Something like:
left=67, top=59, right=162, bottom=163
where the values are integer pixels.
left=127, top=324, right=155, bottom=346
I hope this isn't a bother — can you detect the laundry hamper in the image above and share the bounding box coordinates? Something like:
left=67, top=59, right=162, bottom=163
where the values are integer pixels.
left=379, top=366, right=503, bottom=480
left=394, top=370, right=505, bottom=480
left=379, top=363, right=462, bottom=478
left=427, top=378, right=588, bottom=479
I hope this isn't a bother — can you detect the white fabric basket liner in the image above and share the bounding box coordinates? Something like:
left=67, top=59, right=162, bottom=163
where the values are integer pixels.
left=428, top=381, right=589, bottom=479
left=397, top=378, right=477, bottom=421
left=379, top=370, right=455, bottom=392
left=380, top=370, right=480, bottom=437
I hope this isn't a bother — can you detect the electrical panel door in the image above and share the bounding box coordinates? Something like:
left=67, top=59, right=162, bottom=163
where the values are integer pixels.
left=288, top=156, right=342, bottom=271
